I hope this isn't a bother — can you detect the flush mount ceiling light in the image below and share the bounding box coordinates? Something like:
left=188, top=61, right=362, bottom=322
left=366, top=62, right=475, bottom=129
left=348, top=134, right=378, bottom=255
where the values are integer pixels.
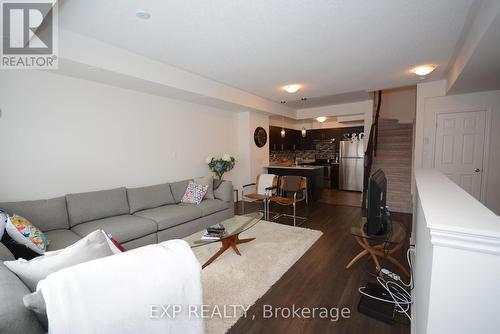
left=412, top=64, right=436, bottom=77
left=136, top=10, right=151, bottom=19
left=316, top=116, right=327, bottom=123
left=283, top=84, right=301, bottom=94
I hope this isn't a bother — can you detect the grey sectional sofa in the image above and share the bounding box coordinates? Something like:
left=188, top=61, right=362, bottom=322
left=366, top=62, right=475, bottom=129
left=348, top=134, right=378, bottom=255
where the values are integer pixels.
left=1, top=179, right=233, bottom=251
left=0, top=178, right=233, bottom=333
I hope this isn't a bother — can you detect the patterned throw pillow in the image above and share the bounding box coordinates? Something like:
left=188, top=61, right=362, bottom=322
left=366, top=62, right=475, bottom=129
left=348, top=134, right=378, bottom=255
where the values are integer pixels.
left=181, top=181, right=209, bottom=205
left=5, top=215, right=49, bottom=254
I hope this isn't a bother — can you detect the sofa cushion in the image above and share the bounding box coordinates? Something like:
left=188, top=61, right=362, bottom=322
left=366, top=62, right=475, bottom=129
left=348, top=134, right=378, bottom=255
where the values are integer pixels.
left=127, top=183, right=175, bottom=214
left=66, top=187, right=129, bottom=227
left=0, top=196, right=69, bottom=231
left=71, top=215, right=157, bottom=243
left=134, top=204, right=202, bottom=231
left=180, top=199, right=229, bottom=216
left=214, top=180, right=234, bottom=203
left=0, top=263, right=45, bottom=334
left=170, top=180, right=191, bottom=203
left=45, top=229, right=82, bottom=251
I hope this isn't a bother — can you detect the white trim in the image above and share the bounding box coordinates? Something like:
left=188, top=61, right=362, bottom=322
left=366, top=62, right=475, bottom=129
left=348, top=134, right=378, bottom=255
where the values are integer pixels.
left=430, top=228, right=500, bottom=255
left=415, top=169, right=500, bottom=253
left=481, top=108, right=492, bottom=204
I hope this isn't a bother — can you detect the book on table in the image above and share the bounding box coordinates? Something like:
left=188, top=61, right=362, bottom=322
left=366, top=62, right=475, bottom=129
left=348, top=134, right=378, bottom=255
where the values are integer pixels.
left=201, top=226, right=226, bottom=240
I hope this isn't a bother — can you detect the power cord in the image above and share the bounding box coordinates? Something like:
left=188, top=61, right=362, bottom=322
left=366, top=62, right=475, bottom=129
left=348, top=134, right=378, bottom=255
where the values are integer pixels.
left=358, top=209, right=415, bottom=321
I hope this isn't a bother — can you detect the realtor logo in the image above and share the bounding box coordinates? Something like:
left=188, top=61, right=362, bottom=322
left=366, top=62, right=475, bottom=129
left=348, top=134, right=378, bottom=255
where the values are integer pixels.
left=1, top=0, right=58, bottom=69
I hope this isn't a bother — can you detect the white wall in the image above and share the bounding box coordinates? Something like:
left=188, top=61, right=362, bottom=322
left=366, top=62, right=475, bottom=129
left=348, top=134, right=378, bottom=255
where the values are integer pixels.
left=237, top=111, right=270, bottom=187
left=416, top=89, right=500, bottom=215
left=0, top=70, right=242, bottom=201
left=380, top=86, right=416, bottom=123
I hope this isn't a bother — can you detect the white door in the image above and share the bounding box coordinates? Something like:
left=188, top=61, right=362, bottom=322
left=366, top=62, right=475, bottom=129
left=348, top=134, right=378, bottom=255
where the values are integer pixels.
left=434, top=111, right=486, bottom=200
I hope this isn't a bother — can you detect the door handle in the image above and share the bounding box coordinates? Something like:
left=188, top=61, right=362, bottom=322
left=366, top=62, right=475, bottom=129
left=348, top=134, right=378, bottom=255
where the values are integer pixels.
left=474, top=168, right=481, bottom=173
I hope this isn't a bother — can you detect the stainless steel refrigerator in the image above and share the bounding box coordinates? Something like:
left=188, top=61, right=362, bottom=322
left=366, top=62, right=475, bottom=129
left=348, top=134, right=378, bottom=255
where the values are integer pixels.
left=339, top=140, right=364, bottom=191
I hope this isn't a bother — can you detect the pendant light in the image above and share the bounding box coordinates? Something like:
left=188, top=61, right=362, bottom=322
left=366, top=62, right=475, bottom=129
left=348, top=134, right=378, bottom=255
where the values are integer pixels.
left=281, top=113, right=286, bottom=138
left=301, top=119, right=306, bottom=137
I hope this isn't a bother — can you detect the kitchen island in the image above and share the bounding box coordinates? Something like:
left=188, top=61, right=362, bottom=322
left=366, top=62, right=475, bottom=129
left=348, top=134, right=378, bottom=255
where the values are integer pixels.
left=265, top=165, right=324, bottom=201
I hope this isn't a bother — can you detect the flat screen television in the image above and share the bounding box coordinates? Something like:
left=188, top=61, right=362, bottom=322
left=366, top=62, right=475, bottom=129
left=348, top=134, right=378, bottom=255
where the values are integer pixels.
left=366, top=169, right=388, bottom=236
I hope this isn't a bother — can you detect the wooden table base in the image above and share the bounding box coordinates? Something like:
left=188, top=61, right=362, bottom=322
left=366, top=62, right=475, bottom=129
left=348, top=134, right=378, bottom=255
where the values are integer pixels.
left=202, top=234, right=256, bottom=269
left=346, top=236, right=410, bottom=277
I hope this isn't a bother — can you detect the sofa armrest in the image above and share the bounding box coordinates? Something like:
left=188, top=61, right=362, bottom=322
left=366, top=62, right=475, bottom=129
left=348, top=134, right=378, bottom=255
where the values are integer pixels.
left=0, top=263, right=45, bottom=333
left=0, top=242, right=15, bottom=261
left=214, top=180, right=234, bottom=203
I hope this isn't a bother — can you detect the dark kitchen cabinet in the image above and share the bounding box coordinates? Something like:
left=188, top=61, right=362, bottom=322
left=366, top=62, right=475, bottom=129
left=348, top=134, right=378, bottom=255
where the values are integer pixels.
left=269, top=126, right=301, bottom=151
left=270, top=125, right=364, bottom=152
left=332, top=164, right=340, bottom=189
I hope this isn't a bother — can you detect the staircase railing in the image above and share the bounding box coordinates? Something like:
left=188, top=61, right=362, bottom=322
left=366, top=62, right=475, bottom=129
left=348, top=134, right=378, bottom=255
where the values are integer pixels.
left=361, top=90, right=382, bottom=209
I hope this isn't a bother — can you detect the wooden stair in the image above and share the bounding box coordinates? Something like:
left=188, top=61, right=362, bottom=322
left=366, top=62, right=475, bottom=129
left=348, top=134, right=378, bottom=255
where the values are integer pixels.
left=372, top=118, right=413, bottom=213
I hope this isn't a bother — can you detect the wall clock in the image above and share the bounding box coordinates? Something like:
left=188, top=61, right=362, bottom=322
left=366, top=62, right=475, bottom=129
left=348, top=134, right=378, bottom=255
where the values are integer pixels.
left=254, top=127, right=267, bottom=148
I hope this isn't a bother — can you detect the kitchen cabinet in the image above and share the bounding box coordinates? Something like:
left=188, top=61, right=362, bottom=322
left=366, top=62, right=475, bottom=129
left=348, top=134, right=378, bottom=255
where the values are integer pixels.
left=269, top=126, right=364, bottom=152
left=269, top=126, right=301, bottom=151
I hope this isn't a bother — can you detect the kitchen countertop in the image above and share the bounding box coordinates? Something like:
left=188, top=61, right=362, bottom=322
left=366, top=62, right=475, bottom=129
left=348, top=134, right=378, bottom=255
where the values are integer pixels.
left=265, top=165, right=324, bottom=170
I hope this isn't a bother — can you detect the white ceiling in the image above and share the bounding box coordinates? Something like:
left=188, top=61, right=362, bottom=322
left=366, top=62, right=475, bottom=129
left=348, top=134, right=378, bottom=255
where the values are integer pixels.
left=448, top=2, right=500, bottom=94
left=59, top=0, right=476, bottom=107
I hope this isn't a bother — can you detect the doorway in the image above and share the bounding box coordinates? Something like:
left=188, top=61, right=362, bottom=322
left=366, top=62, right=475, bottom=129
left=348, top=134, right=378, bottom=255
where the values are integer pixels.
left=434, top=110, right=488, bottom=201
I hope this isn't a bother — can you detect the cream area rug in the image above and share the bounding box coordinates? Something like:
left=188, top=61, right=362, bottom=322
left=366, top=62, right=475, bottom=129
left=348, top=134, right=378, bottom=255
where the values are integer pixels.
left=189, top=220, right=323, bottom=334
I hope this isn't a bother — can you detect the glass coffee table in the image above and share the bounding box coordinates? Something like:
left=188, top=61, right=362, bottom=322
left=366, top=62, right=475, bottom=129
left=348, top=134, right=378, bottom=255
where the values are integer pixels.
left=184, top=212, right=262, bottom=269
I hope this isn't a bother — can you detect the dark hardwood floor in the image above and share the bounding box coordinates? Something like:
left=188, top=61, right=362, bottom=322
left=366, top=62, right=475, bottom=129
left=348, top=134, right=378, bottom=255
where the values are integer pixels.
left=228, top=200, right=412, bottom=334
left=319, top=188, right=363, bottom=207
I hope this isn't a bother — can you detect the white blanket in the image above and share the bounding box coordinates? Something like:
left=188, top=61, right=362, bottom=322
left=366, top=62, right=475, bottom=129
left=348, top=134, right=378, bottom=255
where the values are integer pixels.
left=38, top=240, right=204, bottom=334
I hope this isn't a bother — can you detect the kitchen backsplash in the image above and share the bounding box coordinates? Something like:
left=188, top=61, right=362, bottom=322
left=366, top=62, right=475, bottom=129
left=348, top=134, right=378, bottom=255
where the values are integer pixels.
left=270, top=143, right=337, bottom=163
left=270, top=150, right=316, bottom=164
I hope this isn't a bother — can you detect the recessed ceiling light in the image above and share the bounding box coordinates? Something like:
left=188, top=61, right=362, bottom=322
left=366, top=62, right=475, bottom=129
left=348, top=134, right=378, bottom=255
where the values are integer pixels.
left=316, top=116, right=327, bottom=123
left=136, top=10, right=151, bottom=20
left=283, top=84, right=301, bottom=94
left=280, top=101, right=286, bottom=104
left=412, top=65, right=436, bottom=77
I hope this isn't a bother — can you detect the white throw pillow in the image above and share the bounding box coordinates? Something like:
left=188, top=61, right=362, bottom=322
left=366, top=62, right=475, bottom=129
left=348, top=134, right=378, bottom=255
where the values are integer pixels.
left=0, top=210, right=7, bottom=240
left=4, top=230, right=114, bottom=291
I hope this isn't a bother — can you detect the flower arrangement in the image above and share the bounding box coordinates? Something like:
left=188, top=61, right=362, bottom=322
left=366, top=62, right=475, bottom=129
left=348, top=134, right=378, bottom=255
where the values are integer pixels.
left=206, top=154, right=237, bottom=180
